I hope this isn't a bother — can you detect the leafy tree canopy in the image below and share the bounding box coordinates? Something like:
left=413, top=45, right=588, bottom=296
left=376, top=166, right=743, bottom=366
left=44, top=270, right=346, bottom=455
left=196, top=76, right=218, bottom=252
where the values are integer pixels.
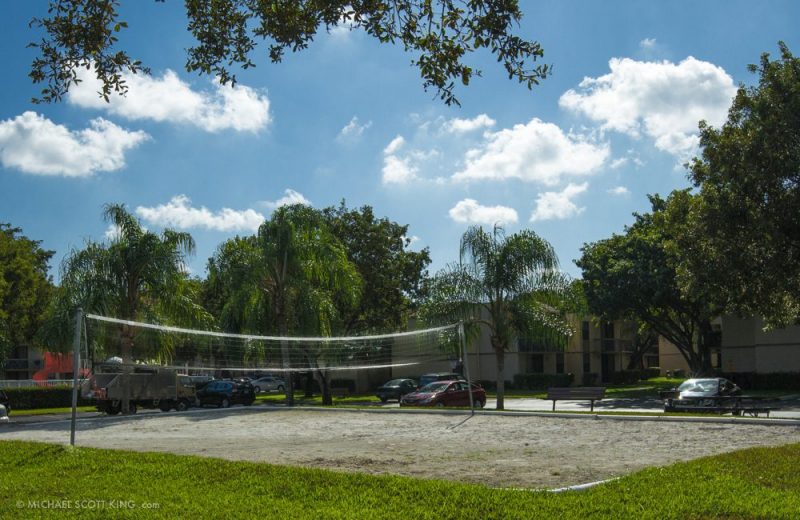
left=576, top=191, right=722, bottom=375
left=28, top=0, right=549, bottom=106
left=687, top=42, right=800, bottom=328
left=421, top=225, right=570, bottom=409
left=322, top=201, right=430, bottom=334
left=0, top=224, right=54, bottom=363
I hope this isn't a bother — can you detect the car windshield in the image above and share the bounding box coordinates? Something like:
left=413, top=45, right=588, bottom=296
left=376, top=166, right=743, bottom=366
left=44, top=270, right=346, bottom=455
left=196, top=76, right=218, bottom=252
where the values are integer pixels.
left=677, top=379, right=718, bottom=393
left=384, top=379, right=406, bottom=387
left=419, top=382, right=449, bottom=393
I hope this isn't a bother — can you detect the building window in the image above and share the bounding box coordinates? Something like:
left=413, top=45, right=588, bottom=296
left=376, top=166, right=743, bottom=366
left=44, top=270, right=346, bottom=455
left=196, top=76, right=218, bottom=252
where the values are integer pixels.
left=583, top=353, right=591, bottom=373
left=581, top=321, right=590, bottom=340
left=529, top=354, right=544, bottom=373
left=556, top=353, right=564, bottom=374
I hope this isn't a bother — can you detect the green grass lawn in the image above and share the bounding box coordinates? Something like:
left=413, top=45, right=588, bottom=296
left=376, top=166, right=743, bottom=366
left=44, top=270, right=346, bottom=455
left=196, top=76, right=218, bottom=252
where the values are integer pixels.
left=1, top=440, right=799, bottom=518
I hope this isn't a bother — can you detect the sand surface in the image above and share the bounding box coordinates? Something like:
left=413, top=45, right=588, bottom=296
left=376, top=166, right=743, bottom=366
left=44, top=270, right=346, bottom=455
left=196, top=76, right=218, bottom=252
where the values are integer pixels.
left=3, top=408, right=799, bottom=489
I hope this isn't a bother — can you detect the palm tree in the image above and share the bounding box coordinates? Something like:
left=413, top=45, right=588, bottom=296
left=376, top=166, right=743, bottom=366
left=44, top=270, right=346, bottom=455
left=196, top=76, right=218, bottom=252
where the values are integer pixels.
left=50, top=203, right=211, bottom=411
left=421, top=225, right=570, bottom=410
left=209, top=205, right=361, bottom=405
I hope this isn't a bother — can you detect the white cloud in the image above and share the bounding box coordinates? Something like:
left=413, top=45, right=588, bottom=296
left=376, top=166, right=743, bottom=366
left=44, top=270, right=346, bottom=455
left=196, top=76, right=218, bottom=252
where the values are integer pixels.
left=69, top=68, right=271, bottom=133
left=135, top=195, right=265, bottom=232
left=382, top=135, right=420, bottom=184
left=337, top=116, right=372, bottom=142
left=443, top=114, right=496, bottom=133
left=448, top=199, right=519, bottom=226
left=382, top=155, right=418, bottom=184
left=261, top=189, right=312, bottom=210
left=559, top=56, right=736, bottom=158
left=530, top=183, right=589, bottom=222
left=104, top=224, right=121, bottom=241
left=453, top=118, right=609, bottom=185
left=640, top=38, right=657, bottom=49
left=607, top=186, right=630, bottom=196
left=609, top=157, right=629, bottom=169
left=384, top=135, right=405, bottom=155
left=0, top=111, right=148, bottom=177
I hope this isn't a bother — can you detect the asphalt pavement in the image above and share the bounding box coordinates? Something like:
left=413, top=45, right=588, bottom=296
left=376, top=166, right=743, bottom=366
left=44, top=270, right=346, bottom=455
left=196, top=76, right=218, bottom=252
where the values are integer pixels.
left=3, top=395, right=800, bottom=426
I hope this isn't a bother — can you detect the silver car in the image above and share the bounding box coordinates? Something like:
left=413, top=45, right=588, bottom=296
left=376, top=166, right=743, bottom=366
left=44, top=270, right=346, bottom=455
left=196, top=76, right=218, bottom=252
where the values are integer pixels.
left=663, top=377, right=741, bottom=412
left=250, top=375, right=286, bottom=393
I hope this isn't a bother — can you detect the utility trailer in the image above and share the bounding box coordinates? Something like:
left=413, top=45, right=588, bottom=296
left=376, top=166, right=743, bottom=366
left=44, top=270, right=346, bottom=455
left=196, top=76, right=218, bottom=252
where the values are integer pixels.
left=85, top=363, right=196, bottom=414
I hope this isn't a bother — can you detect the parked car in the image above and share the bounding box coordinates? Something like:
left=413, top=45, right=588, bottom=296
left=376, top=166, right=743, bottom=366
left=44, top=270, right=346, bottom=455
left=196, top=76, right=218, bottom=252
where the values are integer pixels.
left=418, top=372, right=465, bottom=388
left=0, top=389, right=9, bottom=415
left=375, top=378, right=418, bottom=403
left=188, top=375, right=215, bottom=390
left=196, top=380, right=256, bottom=408
left=400, top=380, right=486, bottom=408
left=250, top=375, right=286, bottom=393
left=662, top=377, right=742, bottom=412
left=0, top=389, right=9, bottom=422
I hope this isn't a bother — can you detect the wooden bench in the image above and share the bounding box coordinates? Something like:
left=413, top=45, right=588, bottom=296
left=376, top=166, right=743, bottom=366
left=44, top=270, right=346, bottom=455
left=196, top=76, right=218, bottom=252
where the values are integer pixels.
left=547, top=387, right=605, bottom=412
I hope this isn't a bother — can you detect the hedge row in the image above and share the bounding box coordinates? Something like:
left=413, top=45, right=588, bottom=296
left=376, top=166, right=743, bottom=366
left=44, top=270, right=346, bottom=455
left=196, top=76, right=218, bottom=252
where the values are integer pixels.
left=512, top=373, right=574, bottom=390
left=718, top=372, right=800, bottom=391
left=2, top=386, right=93, bottom=410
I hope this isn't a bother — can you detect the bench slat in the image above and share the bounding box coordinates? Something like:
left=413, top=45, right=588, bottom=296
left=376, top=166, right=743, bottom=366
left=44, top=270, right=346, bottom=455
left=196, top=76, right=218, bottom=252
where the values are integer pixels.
left=546, top=387, right=605, bottom=412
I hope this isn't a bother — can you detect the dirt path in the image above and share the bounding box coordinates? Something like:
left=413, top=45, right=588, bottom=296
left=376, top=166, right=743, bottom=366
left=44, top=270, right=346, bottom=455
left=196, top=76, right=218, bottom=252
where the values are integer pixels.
left=2, top=408, right=799, bottom=488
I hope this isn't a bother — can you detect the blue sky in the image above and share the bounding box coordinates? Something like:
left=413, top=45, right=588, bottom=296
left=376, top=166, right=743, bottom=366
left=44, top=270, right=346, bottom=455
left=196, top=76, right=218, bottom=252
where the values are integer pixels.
left=1, top=1, right=798, bottom=281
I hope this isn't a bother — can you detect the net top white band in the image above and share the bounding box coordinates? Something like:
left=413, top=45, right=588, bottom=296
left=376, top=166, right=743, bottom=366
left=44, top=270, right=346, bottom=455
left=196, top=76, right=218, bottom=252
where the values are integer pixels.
left=85, top=313, right=458, bottom=343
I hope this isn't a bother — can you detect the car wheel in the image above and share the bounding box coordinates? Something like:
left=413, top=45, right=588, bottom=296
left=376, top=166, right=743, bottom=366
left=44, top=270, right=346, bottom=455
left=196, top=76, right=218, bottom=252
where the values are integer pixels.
left=435, top=402, right=445, bottom=408
left=277, top=385, right=285, bottom=393
left=177, top=400, right=189, bottom=412
left=474, top=399, right=484, bottom=409
left=254, top=386, right=261, bottom=394
left=221, top=398, right=230, bottom=408
left=129, top=403, right=137, bottom=415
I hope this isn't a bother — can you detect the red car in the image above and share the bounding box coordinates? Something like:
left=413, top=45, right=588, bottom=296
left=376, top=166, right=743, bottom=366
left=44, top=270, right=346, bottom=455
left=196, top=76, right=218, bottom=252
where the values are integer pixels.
left=400, top=380, right=486, bottom=408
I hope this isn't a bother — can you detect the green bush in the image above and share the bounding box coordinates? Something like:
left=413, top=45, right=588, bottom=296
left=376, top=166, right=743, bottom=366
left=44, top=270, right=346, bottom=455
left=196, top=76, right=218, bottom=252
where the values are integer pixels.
left=2, top=385, right=93, bottom=410
left=610, top=371, right=642, bottom=385
left=581, top=373, right=598, bottom=386
left=473, top=380, right=513, bottom=391
left=641, top=367, right=661, bottom=380
left=512, top=373, right=573, bottom=390
left=720, top=372, right=800, bottom=391
left=329, top=379, right=356, bottom=393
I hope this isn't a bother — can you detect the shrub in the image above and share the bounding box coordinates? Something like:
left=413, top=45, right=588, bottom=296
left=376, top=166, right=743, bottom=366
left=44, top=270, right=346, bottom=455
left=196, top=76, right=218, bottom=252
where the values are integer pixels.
left=611, top=370, right=642, bottom=385
left=581, top=373, right=598, bottom=386
left=3, top=386, right=93, bottom=410
left=641, top=367, right=661, bottom=380
left=512, top=373, right=572, bottom=390
left=329, top=379, right=356, bottom=393
left=720, top=372, right=800, bottom=391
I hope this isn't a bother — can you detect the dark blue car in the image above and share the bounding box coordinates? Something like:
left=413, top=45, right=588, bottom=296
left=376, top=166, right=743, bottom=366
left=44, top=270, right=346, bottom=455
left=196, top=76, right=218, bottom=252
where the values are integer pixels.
left=196, top=380, right=255, bottom=408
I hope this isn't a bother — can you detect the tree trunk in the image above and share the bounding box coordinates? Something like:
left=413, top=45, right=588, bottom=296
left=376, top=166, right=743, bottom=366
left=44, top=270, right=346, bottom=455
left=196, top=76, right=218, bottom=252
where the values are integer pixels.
left=318, top=370, right=332, bottom=406
left=304, top=371, right=314, bottom=397
left=494, top=338, right=505, bottom=410
left=120, top=324, right=134, bottom=414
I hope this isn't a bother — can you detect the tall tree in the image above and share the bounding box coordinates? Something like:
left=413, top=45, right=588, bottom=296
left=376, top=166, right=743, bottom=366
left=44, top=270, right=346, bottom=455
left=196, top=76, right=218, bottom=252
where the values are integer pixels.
left=28, top=0, right=548, bottom=106
left=687, top=42, right=800, bottom=328
left=48, top=204, right=211, bottom=411
left=208, top=205, right=361, bottom=405
left=577, top=191, right=723, bottom=376
left=421, top=225, right=570, bottom=410
left=0, top=224, right=54, bottom=366
left=322, top=202, right=430, bottom=334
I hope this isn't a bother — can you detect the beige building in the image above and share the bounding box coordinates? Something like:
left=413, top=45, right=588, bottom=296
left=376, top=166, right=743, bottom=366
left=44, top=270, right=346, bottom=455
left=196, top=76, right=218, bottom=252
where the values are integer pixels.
left=390, top=316, right=653, bottom=386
